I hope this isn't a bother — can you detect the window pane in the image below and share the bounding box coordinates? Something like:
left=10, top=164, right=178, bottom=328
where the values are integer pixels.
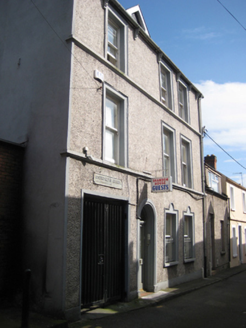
left=108, top=45, right=117, bottom=59
left=163, top=126, right=175, bottom=182
left=184, top=216, right=189, bottom=236
left=232, top=227, right=237, bottom=257
left=164, top=156, right=169, bottom=176
left=164, top=132, right=169, bottom=155
left=108, top=23, right=117, bottom=46
left=160, top=66, right=172, bottom=108
left=105, top=129, right=115, bottom=161
left=184, top=216, right=192, bottom=259
left=212, top=180, right=219, bottom=192
left=182, top=144, right=187, bottom=164
left=182, top=140, right=191, bottom=188
left=166, top=214, right=172, bottom=236
left=165, top=213, right=176, bottom=263
left=209, top=172, right=219, bottom=192
left=184, top=240, right=192, bottom=259
left=179, top=86, right=184, bottom=105
left=230, top=187, right=235, bottom=209
left=182, top=143, right=187, bottom=186
left=106, top=98, right=117, bottom=129
left=161, top=71, right=167, bottom=90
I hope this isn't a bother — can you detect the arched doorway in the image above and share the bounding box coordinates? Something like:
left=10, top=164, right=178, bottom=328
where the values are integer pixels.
left=138, top=202, right=156, bottom=292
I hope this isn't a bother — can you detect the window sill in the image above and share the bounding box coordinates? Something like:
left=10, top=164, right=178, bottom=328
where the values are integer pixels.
left=184, top=257, right=195, bottom=263
left=164, top=261, right=178, bottom=268
left=172, top=183, right=205, bottom=197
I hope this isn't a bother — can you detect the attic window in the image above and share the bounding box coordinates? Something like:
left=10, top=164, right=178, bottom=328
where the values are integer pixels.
left=132, top=12, right=141, bottom=26
left=126, top=5, right=149, bottom=36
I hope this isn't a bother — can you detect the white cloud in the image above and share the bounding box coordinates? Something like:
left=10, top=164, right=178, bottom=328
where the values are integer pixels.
left=195, top=80, right=246, bottom=150
left=182, top=27, right=221, bottom=40
left=224, top=158, right=244, bottom=163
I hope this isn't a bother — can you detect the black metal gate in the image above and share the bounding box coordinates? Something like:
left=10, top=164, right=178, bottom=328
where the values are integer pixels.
left=81, top=195, right=125, bottom=308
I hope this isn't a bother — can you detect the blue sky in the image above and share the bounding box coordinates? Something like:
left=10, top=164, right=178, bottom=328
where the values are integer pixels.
left=120, top=0, right=246, bottom=186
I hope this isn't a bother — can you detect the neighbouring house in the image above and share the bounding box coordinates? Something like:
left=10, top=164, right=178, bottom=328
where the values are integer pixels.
left=0, top=139, right=25, bottom=302
left=0, top=0, right=205, bottom=320
left=204, top=155, right=230, bottom=276
left=225, top=176, right=246, bottom=268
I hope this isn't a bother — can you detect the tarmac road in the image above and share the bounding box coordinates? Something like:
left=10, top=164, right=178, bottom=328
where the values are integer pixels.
left=77, top=269, right=246, bottom=328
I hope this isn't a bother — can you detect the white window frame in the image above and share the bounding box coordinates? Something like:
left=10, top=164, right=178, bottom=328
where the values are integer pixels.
left=162, top=123, right=176, bottom=182
left=181, top=136, right=193, bottom=189
left=178, top=80, right=189, bottom=123
left=208, top=171, right=220, bottom=193
left=243, top=192, right=246, bottom=213
left=106, top=7, right=127, bottom=73
left=230, top=185, right=235, bottom=211
left=164, top=203, right=179, bottom=267
left=183, top=207, right=195, bottom=262
left=232, top=225, right=237, bottom=257
left=160, top=62, right=173, bottom=110
left=103, top=84, right=127, bottom=167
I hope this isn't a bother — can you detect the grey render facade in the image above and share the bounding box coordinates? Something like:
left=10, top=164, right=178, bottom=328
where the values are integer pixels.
left=0, top=0, right=205, bottom=320
left=204, top=156, right=230, bottom=276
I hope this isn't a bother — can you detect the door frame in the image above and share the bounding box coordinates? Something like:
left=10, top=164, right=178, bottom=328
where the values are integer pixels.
left=210, top=214, right=215, bottom=270
left=239, top=225, right=243, bottom=264
left=80, top=190, right=130, bottom=306
left=137, top=199, right=157, bottom=293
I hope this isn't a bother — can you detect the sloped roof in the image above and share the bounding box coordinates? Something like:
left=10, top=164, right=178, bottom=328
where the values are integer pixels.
left=111, top=0, right=203, bottom=97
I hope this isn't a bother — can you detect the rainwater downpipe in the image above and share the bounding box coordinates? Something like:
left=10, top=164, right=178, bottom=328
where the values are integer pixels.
left=198, top=94, right=207, bottom=278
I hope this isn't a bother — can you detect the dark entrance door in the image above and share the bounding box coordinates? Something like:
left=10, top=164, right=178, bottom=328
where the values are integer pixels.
left=81, top=195, right=125, bottom=308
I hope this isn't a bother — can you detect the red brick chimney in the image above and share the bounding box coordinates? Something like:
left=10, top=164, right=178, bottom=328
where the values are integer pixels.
left=204, top=154, right=217, bottom=170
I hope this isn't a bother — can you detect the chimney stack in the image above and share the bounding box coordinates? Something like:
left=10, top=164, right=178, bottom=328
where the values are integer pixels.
left=204, top=154, right=217, bottom=170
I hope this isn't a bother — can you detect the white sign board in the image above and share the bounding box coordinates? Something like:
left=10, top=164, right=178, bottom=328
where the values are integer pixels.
left=151, top=176, right=172, bottom=193
left=94, top=173, right=122, bottom=189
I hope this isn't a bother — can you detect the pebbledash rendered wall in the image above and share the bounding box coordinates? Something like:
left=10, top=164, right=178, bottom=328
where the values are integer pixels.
left=64, top=0, right=204, bottom=319
left=1, top=0, right=205, bottom=321
left=204, top=166, right=229, bottom=276
left=0, top=0, right=74, bottom=316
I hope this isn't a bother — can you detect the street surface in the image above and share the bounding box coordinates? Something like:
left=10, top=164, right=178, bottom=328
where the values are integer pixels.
left=78, top=270, right=246, bottom=328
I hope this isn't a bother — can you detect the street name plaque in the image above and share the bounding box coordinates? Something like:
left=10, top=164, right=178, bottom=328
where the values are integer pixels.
left=94, top=173, right=123, bottom=189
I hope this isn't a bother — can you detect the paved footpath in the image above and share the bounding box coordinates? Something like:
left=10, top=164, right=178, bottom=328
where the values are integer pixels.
left=1, top=264, right=246, bottom=328
left=70, top=264, right=246, bottom=328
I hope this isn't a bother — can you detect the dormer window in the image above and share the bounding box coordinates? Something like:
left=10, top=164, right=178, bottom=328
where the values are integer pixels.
left=126, top=5, right=150, bottom=36
left=208, top=171, right=219, bottom=193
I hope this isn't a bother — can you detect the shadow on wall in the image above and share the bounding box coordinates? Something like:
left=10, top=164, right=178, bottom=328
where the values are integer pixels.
left=205, top=202, right=230, bottom=276
left=0, top=141, right=24, bottom=305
